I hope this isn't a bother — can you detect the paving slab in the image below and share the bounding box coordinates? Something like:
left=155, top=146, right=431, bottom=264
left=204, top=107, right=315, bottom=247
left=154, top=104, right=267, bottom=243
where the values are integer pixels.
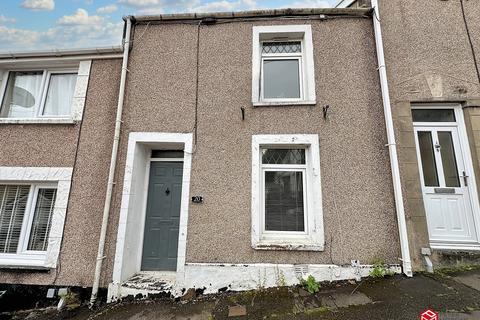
left=329, top=292, right=371, bottom=308
left=454, top=270, right=480, bottom=292
left=440, top=311, right=480, bottom=320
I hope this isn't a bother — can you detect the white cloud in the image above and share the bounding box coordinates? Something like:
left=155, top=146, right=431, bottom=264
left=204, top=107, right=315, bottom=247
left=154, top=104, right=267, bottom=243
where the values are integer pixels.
left=283, top=0, right=331, bottom=8
left=118, top=0, right=258, bottom=14
left=21, top=0, right=55, bottom=11
left=191, top=0, right=245, bottom=12
left=0, top=26, right=39, bottom=49
left=0, top=22, right=123, bottom=52
left=0, top=15, right=17, bottom=24
left=118, top=0, right=162, bottom=7
left=57, top=8, right=103, bottom=25
left=0, top=6, right=122, bottom=52
left=97, top=4, right=118, bottom=14
left=187, top=0, right=257, bottom=13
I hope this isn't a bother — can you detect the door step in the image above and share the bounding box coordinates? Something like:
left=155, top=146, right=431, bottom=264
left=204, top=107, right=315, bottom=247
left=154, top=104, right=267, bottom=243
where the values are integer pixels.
left=113, top=273, right=176, bottom=300
left=431, top=249, right=480, bottom=269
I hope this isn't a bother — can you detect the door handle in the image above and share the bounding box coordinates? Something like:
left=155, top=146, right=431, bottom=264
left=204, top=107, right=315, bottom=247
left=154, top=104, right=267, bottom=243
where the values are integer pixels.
left=461, top=171, right=469, bottom=187
left=165, top=187, right=170, bottom=195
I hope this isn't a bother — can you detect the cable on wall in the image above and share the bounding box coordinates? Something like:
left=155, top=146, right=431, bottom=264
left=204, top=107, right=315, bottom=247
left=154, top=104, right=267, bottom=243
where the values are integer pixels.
left=52, top=65, right=91, bottom=286
left=193, top=20, right=202, bottom=150
left=460, top=0, right=480, bottom=85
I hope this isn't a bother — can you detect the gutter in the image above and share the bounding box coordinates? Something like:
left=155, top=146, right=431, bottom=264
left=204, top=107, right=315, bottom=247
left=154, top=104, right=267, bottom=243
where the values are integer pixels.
left=89, top=16, right=132, bottom=306
left=132, top=7, right=371, bottom=23
left=0, top=46, right=123, bottom=59
left=371, top=0, right=413, bottom=277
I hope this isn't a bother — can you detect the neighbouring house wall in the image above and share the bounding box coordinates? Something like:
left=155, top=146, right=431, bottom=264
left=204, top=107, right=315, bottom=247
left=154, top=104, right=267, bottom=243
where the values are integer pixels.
left=102, top=16, right=402, bottom=285
left=0, top=59, right=121, bottom=287
left=380, top=0, right=480, bottom=269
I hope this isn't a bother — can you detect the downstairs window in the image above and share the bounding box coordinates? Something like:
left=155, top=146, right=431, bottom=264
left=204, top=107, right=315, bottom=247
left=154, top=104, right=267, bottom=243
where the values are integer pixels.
left=252, top=135, right=324, bottom=251
left=0, top=184, right=57, bottom=259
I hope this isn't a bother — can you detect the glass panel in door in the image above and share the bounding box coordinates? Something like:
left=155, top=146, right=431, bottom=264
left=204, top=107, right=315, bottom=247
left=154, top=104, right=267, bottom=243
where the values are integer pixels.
left=417, top=131, right=439, bottom=187
left=438, top=131, right=461, bottom=187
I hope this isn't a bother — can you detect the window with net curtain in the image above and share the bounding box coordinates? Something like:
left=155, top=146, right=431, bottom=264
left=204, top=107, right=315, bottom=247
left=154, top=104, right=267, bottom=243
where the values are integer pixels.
left=0, top=71, right=77, bottom=118
left=0, top=185, right=57, bottom=254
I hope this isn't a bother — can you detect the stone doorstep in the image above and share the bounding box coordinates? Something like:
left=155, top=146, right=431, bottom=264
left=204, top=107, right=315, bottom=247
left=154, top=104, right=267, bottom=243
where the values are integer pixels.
left=117, top=273, right=176, bottom=299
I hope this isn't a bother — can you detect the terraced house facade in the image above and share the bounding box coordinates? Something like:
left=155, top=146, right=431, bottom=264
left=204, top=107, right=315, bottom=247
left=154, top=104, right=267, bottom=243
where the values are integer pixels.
left=0, top=0, right=479, bottom=303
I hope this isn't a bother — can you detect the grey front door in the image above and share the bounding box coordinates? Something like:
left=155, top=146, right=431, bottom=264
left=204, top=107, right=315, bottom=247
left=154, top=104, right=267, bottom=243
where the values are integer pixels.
left=141, top=161, right=183, bottom=271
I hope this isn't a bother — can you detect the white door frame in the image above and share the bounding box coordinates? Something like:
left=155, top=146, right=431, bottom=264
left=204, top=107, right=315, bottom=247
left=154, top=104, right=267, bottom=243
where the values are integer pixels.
left=111, top=132, right=193, bottom=287
left=412, top=104, right=480, bottom=250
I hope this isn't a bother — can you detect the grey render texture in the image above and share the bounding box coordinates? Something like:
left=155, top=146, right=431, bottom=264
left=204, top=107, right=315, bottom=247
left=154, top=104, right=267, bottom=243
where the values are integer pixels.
left=0, top=0, right=478, bottom=297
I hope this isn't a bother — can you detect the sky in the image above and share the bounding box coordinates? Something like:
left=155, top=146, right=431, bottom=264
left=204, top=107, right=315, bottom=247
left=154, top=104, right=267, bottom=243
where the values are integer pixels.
left=0, top=0, right=337, bottom=53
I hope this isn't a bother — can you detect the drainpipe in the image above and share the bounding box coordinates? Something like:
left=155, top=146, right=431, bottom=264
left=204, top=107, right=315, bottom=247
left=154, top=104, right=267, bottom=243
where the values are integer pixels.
left=371, top=0, right=413, bottom=277
left=90, top=16, right=132, bottom=306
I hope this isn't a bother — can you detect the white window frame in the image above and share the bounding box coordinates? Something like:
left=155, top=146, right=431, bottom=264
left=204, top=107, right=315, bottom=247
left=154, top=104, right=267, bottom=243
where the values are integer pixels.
left=260, top=43, right=304, bottom=102
left=0, top=60, right=91, bottom=124
left=0, top=183, right=57, bottom=256
left=0, top=167, right=72, bottom=269
left=252, top=25, right=316, bottom=106
left=251, top=134, right=324, bottom=251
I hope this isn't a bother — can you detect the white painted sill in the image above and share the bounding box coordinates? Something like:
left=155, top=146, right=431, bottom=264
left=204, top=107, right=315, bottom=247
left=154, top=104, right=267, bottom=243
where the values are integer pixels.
left=0, top=118, right=77, bottom=124
left=0, top=256, right=50, bottom=270
left=253, top=240, right=324, bottom=251
left=252, top=100, right=317, bottom=107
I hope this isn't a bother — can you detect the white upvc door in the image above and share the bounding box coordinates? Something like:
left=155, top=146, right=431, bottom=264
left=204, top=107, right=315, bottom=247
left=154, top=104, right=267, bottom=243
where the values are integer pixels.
left=414, top=125, right=478, bottom=245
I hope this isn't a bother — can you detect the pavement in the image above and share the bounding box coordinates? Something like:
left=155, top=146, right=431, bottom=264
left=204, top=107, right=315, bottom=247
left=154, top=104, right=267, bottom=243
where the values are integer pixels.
left=5, top=267, right=480, bottom=320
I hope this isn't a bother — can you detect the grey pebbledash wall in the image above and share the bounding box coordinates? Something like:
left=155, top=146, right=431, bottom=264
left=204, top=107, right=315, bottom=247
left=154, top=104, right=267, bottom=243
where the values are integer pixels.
left=0, top=59, right=121, bottom=287
left=100, top=15, right=402, bottom=284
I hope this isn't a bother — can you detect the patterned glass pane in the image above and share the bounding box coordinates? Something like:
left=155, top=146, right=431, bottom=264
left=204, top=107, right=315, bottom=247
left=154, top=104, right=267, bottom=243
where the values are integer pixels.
left=27, top=188, right=57, bottom=251
left=262, top=41, right=301, bottom=54
left=0, top=185, right=30, bottom=253
left=262, top=149, right=305, bottom=165
left=265, top=171, right=304, bottom=232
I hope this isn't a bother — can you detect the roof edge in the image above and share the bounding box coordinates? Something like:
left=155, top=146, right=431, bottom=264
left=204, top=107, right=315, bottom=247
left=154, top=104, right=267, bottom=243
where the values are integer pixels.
left=130, top=7, right=372, bottom=23
left=0, top=46, right=123, bottom=60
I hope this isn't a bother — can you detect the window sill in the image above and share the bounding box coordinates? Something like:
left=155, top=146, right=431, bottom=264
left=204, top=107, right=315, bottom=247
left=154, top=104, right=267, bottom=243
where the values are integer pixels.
left=252, top=100, right=316, bottom=107
left=0, top=118, right=77, bottom=125
left=0, top=255, right=50, bottom=270
left=253, top=240, right=324, bottom=251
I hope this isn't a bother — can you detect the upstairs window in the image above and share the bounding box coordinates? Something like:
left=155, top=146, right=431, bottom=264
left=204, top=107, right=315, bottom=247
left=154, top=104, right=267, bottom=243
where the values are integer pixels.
left=0, top=70, right=77, bottom=119
left=262, top=42, right=302, bottom=100
left=252, top=25, right=316, bottom=106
